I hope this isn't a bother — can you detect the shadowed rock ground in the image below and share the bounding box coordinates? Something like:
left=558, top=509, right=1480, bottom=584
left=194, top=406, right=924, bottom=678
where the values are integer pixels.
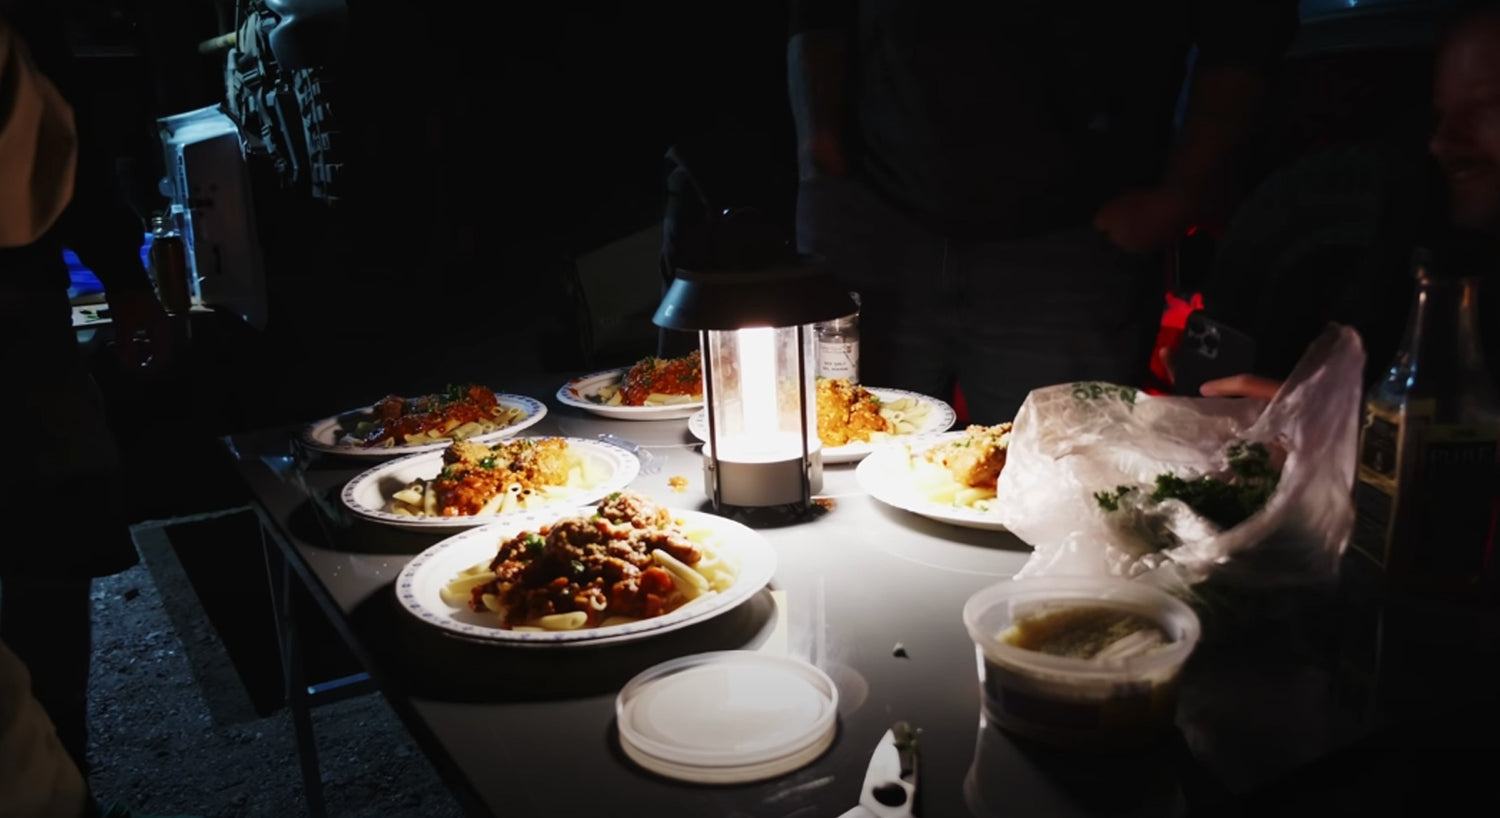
left=81, top=523, right=466, bottom=818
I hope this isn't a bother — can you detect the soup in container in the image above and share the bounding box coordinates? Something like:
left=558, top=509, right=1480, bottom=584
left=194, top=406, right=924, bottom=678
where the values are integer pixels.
left=962, top=576, right=1202, bottom=751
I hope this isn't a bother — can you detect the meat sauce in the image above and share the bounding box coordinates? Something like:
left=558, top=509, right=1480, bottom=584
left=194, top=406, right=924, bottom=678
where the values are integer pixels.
left=361, top=384, right=502, bottom=447
left=473, top=491, right=704, bottom=628
left=815, top=377, right=890, bottom=446
left=618, top=351, right=703, bottom=406
left=433, top=438, right=571, bottom=516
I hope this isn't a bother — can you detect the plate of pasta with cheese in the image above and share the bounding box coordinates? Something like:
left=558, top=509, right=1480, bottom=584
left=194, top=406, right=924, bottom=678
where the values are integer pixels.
left=687, top=380, right=956, bottom=464
left=341, top=436, right=640, bottom=531
left=301, top=384, right=548, bottom=458
left=394, top=490, right=777, bottom=646
left=555, top=351, right=704, bottom=420
left=855, top=424, right=1015, bottom=531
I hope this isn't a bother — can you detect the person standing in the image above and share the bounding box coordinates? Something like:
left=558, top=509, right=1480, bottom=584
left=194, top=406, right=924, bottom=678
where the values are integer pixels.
left=0, top=0, right=173, bottom=784
left=789, top=0, right=1300, bottom=422
left=1193, top=0, right=1500, bottom=401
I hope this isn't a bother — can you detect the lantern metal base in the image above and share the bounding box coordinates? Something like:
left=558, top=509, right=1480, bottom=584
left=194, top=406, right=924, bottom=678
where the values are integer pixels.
left=704, top=452, right=823, bottom=509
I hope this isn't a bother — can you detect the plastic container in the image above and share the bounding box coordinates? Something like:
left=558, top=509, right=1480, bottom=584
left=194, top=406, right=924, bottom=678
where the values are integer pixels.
left=962, top=576, right=1201, bottom=751
left=615, top=651, right=838, bottom=784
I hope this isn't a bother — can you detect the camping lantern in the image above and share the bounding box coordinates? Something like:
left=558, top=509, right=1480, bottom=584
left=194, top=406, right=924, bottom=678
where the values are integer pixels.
left=654, top=262, right=857, bottom=512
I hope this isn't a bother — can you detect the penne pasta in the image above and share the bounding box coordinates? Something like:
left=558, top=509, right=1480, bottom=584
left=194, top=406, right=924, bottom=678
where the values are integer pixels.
left=816, top=378, right=934, bottom=447
left=439, top=491, right=740, bottom=632
left=438, top=569, right=496, bottom=607
left=388, top=439, right=590, bottom=518
left=343, top=384, right=529, bottom=448
left=392, top=486, right=425, bottom=506
left=653, top=550, right=709, bottom=599
left=537, top=611, right=589, bottom=631
left=910, top=424, right=1013, bottom=511
left=583, top=352, right=703, bottom=407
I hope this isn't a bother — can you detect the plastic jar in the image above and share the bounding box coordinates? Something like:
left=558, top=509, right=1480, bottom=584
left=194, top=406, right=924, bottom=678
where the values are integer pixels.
left=962, top=576, right=1202, bottom=751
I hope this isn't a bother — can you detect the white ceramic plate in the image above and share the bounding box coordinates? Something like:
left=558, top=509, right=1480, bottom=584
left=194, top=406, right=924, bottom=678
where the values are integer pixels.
left=300, top=393, right=548, bottom=458
left=555, top=368, right=703, bottom=420
left=855, top=432, right=1010, bottom=531
left=395, top=507, right=777, bottom=646
left=687, top=387, right=957, bottom=465
left=340, top=437, right=639, bottom=531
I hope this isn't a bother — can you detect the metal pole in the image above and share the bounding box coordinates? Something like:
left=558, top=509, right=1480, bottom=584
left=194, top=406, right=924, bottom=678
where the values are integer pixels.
left=700, top=330, right=723, bottom=512
left=795, top=324, right=812, bottom=510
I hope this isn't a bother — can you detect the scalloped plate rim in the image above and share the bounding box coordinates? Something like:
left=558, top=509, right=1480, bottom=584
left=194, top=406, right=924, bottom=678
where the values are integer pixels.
left=687, top=386, right=957, bottom=464
left=555, top=368, right=704, bottom=420
left=300, top=392, right=550, bottom=457
left=854, top=430, right=1011, bottom=531
left=339, top=436, right=640, bottom=531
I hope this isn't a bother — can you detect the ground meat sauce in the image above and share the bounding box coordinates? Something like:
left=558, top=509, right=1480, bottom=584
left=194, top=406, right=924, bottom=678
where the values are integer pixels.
left=360, top=384, right=504, bottom=447
left=433, top=437, right=571, bottom=516
left=618, top=350, right=703, bottom=406
left=816, top=377, right=890, bottom=446
left=474, top=491, right=704, bottom=628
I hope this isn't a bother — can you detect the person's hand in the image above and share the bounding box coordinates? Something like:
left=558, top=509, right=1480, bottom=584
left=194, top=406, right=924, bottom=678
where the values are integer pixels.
left=1199, top=374, right=1282, bottom=400
left=1093, top=186, right=1195, bottom=255
left=1158, top=346, right=1282, bottom=399
left=106, top=287, right=174, bottom=373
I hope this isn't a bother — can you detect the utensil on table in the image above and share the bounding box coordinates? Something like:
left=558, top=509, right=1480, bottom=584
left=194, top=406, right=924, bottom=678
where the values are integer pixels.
left=839, top=721, right=918, bottom=818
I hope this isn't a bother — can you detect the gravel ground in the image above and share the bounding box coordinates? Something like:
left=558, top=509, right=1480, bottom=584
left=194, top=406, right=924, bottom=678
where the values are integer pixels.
left=82, top=532, right=467, bottom=818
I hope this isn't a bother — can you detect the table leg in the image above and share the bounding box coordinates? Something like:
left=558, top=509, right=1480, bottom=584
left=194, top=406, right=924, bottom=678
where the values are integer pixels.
left=261, top=525, right=327, bottom=818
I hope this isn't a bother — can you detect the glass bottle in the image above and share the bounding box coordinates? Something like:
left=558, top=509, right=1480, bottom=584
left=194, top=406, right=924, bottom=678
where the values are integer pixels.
left=148, top=212, right=192, bottom=314
left=815, top=291, right=860, bottom=383
left=1350, top=248, right=1500, bottom=596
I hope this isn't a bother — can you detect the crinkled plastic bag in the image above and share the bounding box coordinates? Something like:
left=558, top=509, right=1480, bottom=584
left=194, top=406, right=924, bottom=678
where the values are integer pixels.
left=997, top=324, right=1365, bottom=591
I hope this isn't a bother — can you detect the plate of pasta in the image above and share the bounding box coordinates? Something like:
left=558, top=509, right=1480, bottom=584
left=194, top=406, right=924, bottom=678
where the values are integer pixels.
left=394, top=491, right=777, bottom=646
left=301, top=384, right=548, bottom=457
left=854, top=425, right=1015, bottom=531
left=341, top=436, right=640, bottom=531
left=687, top=381, right=956, bottom=464
left=556, top=351, right=704, bottom=420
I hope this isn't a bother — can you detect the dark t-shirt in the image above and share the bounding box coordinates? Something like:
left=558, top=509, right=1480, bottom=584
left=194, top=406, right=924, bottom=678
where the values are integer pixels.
left=1199, top=137, right=1500, bottom=389
left=792, top=0, right=1300, bottom=239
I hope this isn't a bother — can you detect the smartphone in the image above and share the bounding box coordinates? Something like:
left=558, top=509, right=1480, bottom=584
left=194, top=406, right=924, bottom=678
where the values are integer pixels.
left=1171, top=311, right=1258, bottom=397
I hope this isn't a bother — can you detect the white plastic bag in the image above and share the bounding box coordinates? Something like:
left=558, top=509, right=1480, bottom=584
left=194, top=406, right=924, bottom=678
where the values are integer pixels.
left=998, top=324, right=1366, bottom=591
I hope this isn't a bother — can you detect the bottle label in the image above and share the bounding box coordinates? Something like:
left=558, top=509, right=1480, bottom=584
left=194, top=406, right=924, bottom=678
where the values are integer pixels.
left=1352, top=402, right=1498, bottom=581
left=817, top=340, right=859, bottom=383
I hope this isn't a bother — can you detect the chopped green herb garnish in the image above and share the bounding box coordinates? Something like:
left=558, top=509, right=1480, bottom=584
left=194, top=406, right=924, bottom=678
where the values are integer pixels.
left=524, top=533, right=545, bottom=554
left=1095, top=440, right=1279, bottom=530
left=1093, top=485, right=1135, bottom=512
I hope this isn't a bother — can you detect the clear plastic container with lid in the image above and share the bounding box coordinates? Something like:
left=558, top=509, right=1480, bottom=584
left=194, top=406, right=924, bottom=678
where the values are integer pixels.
left=962, top=576, right=1201, bottom=751
left=615, top=650, right=838, bottom=783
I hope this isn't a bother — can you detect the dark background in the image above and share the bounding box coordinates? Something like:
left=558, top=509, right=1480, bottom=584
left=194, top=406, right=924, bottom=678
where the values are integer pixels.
left=35, top=0, right=1482, bottom=774
left=44, top=0, right=1453, bottom=522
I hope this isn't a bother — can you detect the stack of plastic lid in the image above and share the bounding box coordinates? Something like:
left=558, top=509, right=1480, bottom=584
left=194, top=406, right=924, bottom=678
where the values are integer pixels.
left=616, top=650, right=839, bottom=784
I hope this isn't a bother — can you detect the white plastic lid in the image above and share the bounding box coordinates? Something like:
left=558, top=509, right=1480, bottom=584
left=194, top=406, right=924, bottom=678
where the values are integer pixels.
left=616, top=650, right=839, bottom=784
